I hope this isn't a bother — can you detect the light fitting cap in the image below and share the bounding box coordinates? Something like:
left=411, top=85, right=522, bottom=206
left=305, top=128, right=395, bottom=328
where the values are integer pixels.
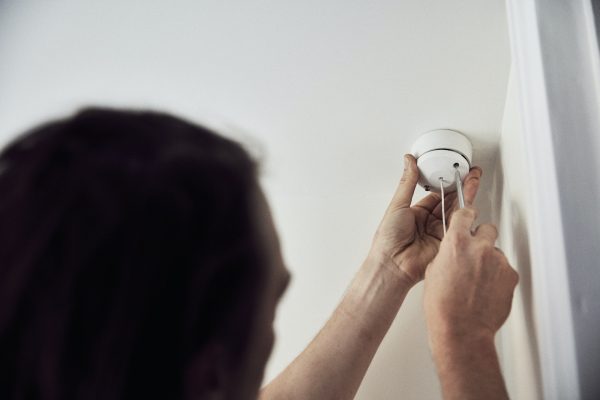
left=411, top=129, right=472, bottom=165
left=410, top=129, right=473, bottom=193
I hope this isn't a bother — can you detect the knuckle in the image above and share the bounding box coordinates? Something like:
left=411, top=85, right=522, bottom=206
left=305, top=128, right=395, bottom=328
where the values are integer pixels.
left=400, top=170, right=416, bottom=185
left=486, top=223, right=499, bottom=237
left=491, top=245, right=506, bottom=259
left=466, top=206, right=479, bottom=218
left=500, top=253, right=512, bottom=267
left=479, top=242, right=497, bottom=259
left=462, top=207, right=476, bottom=217
left=510, top=268, right=520, bottom=285
left=475, top=223, right=498, bottom=241
left=453, top=207, right=477, bottom=222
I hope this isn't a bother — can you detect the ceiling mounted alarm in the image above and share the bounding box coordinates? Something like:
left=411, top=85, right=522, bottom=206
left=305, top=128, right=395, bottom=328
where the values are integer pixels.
left=410, top=129, right=472, bottom=193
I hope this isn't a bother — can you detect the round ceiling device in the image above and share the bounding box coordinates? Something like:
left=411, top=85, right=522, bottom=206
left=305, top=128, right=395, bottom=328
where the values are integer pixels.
left=410, top=129, right=472, bottom=193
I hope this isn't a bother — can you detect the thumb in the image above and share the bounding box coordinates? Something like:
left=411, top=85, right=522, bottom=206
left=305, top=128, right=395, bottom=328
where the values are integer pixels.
left=388, top=154, right=419, bottom=210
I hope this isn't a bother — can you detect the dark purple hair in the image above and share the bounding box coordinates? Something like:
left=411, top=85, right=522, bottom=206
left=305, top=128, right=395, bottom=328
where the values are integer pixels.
left=0, top=108, right=267, bottom=399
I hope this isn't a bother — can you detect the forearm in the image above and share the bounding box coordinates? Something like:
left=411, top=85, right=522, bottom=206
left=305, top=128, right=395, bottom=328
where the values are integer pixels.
left=430, top=332, right=509, bottom=400
left=260, top=255, right=413, bottom=400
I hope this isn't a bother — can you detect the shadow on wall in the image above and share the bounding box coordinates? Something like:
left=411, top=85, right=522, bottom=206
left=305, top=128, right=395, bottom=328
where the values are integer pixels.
left=492, top=151, right=543, bottom=398
left=510, top=200, right=542, bottom=388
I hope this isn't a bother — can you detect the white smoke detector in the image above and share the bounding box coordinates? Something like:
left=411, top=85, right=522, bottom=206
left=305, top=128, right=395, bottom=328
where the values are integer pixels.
left=410, top=129, right=472, bottom=193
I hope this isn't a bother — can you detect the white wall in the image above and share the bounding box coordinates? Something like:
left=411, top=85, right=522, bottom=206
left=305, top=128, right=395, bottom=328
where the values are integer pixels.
left=534, top=2, right=600, bottom=396
left=503, top=1, right=600, bottom=397
left=268, top=194, right=443, bottom=399
left=0, top=1, right=510, bottom=398
left=490, top=67, right=542, bottom=400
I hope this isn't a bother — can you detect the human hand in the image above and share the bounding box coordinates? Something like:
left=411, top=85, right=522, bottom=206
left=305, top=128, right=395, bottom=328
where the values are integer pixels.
left=423, top=207, right=519, bottom=344
left=368, top=154, right=483, bottom=286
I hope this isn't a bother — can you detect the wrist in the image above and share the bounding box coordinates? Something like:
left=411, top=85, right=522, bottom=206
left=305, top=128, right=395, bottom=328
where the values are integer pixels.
left=338, top=256, right=413, bottom=343
left=430, top=329, right=508, bottom=400
left=364, top=251, right=417, bottom=291
left=429, top=325, right=496, bottom=360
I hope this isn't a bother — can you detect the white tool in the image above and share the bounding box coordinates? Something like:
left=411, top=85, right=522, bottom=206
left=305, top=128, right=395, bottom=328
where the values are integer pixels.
left=411, top=129, right=473, bottom=234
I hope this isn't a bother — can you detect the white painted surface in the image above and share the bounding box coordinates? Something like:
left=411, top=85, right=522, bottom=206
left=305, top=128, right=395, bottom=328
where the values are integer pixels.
left=0, top=1, right=510, bottom=398
left=504, top=0, right=600, bottom=398
left=491, top=67, right=542, bottom=400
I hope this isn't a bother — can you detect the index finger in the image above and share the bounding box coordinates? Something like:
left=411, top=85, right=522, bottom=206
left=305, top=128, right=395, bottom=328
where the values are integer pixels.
left=462, top=166, right=482, bottom=207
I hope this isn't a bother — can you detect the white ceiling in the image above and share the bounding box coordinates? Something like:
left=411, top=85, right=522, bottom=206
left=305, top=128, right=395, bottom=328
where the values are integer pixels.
left=0, top=0, right=510, bottom=199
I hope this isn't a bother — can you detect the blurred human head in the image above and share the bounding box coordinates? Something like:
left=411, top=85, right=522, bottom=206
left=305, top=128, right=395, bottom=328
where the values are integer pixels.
left=0, top=108, right=289, bottom=399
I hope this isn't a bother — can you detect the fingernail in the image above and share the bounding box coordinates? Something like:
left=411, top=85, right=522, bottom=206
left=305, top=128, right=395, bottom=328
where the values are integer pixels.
left=472, top=167, right=483, bottom=177
left=404, top=155, right=409, bottom=168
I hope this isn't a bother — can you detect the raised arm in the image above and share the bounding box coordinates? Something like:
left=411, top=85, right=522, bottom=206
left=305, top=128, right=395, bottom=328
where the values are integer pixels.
left=260, top=155, right=482, bottom=400
left=424, top=207, right=519, bottom=400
